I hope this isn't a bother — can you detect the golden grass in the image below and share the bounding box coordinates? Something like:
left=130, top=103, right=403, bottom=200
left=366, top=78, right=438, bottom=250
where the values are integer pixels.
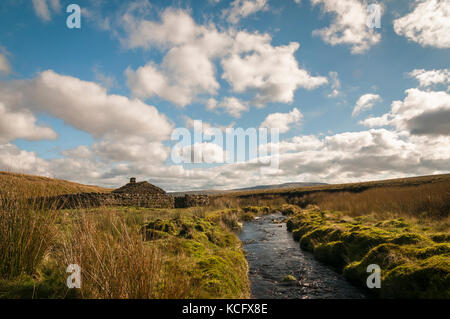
left=56, top=211, right=192, bottom=299
left=0, top=171, right=111, bottom=199
left=299, top=181, right=449, bottom=221
left=215, top=173, right=450, bottom=197
left=0, top=171, right=250, bottom=299
left=212, top=174, right=450, bottom=229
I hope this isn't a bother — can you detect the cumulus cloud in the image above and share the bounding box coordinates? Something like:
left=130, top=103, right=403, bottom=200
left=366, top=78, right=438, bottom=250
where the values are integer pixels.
left=224, top=0, right=269, bottom=24
left=408, top=69, right=450, bottom=88
left=222, top=33, right=328, bottom=105
left=0, top=53, right=11, bottom=76
left=0, top=102, right=57, bottom=143
left=260, top=108, right=303, bottom=133
left=394, top=0, right=450, bottom=49
left=166, top=127, right=449, bottom=190
left=352, top=93, right=382, bottom=116
left=24, top=70, right=173, bottom=141
left=123, top=8, right=327, bottom=108
left=361, top=88, right=450, bottom=136
left=0, top=143, right=50, bottom=176
left=311, top=0, right=382, bottom=54
left=1, top=70, right=173, bottom=167
left=126, top=48, right=219, bottom=106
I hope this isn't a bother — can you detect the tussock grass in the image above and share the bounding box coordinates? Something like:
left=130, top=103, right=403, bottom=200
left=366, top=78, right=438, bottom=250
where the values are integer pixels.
left=0, top=202, right=58, bottom=279
left=57, top=211, right=193, bottom=299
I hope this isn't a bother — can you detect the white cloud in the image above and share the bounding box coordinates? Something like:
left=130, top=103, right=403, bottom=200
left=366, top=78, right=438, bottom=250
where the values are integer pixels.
left=352, top=93, right=382, bottom=116
left=184, top=116, right=234, bottom=136
left=0, top=143, right=50, bottom=176
left=1, top=70, right=174, bottom=167
left=0, top=53, right=11, bottom=76
left=0, top=102, right=57, bottom=143
left=361, top=88, right=450, bottom=136
left=328, top=71, right=341, bottom=98
left=32, top=0, right=60, bottom=22
left=25, top=70, right=173, bottom=141
left=207, top=97, right=249, bottom=118
left=174, top=142, right=227, bottom=164
left=260, top=108, right=303, bottom=133
left=394, top=0, right=450, bottom=49
left=408, top=69, right=450, bottom=88
left=32, top=0, right=51, bottom=21
left=123, top=8, right=327, bottom=108
left=49, top=0, right=61, bottom=12
left=311, top=0, right=382, bottom=54
left=224, top=0, right=269, bottom=24
left=221, top=32, right=328, bottom=106
left=126, top=46, right=219, bottom=106
left=93, top=65, right=117, bottom=90
left=92, top=138, right=170, bottom=163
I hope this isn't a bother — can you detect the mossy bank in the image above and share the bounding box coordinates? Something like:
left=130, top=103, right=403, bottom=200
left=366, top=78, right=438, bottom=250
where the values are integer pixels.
left=286, top=207, right=450, bottom=298
left=0, top=207, right=254, bottom=299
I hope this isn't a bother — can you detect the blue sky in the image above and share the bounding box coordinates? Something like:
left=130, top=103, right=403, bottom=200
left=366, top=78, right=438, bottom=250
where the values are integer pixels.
left=0, top=0, right=449, bottom=190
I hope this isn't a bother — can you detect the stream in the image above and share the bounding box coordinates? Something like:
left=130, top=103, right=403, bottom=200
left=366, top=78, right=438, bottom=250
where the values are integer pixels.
left=238, top=213, right=368, bottom=299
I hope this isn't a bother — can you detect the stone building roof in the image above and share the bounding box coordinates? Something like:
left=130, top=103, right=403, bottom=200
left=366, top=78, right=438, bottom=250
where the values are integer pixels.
left=112, top=178, right=166, bottom=195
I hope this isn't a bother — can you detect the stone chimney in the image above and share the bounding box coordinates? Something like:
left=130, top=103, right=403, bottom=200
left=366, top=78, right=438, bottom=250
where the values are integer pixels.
left=130, top=177, right=136, bottom=184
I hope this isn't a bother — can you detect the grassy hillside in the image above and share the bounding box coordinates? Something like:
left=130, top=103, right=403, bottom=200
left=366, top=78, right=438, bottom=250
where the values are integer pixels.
left=0, top=171, right=111, bottom=198
left=211, top=174, right=450, bottom=221
left=216, top=174, right=450, bottom=197
left=0, top=170, right=251, bottom=299
left=0, top=171, right=448, bottom=299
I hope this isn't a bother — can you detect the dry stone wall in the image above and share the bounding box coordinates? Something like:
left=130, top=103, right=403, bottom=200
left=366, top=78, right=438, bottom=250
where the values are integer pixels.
left=174, top=194, right=210, bottom=208
left=40, top=192, right=175, bottom=209
left=33, top=179, right=210, bottom=210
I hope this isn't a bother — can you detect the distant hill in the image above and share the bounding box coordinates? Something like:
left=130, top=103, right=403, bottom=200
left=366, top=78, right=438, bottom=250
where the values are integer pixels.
left=214, top=173, right=450, bottom=198
left=170, top=182, right=327, bottom=196
left=0, top=171, right=112, bottom=198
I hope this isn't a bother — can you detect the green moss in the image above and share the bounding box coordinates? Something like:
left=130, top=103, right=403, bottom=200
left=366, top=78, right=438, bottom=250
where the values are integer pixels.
left=242, top=206, right=270, bottom=214
left=140, top=214, right=250, bottom=298
left=430, top=233, right=450, bottom=243
left=287, top=209, right=449, bottom=298
left=414, top=244, right=450, bottom=259
left=282, top=275, right=297, bottom=282
left=343, top=243, right=409, bottom=288
left=382, top=255, right=450, bottom=299
left=389, top=233, right=429, bottom=245
left=314, top=241, right=347, bottom=270
left=292, top=228, right=307, bottom=241
left=279, top=204, right=301, bottom=216
left=300, top=226, right=343, bottom=252
left=142, top=229, right=170, bottom=241
left=195, top=254, right=249, bottom=298
left=239, top=212, right=255, bottom=221
left=375, top=219, right=410, bottom=229
left=143, top=219, right=178, bottom=235
left=340, top=228, right=392, bottom=261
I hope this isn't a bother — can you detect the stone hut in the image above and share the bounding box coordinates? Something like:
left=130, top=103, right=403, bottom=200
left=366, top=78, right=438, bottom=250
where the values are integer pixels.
left=109, top=178, right=174, bottom=208
left=36, top=178, right=211, bottom=209
left=113, top=177, right=166, bottom=195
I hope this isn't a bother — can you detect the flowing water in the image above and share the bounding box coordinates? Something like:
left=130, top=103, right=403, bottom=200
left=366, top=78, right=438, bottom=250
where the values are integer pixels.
left=238, top=213, right=368, bottom=299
